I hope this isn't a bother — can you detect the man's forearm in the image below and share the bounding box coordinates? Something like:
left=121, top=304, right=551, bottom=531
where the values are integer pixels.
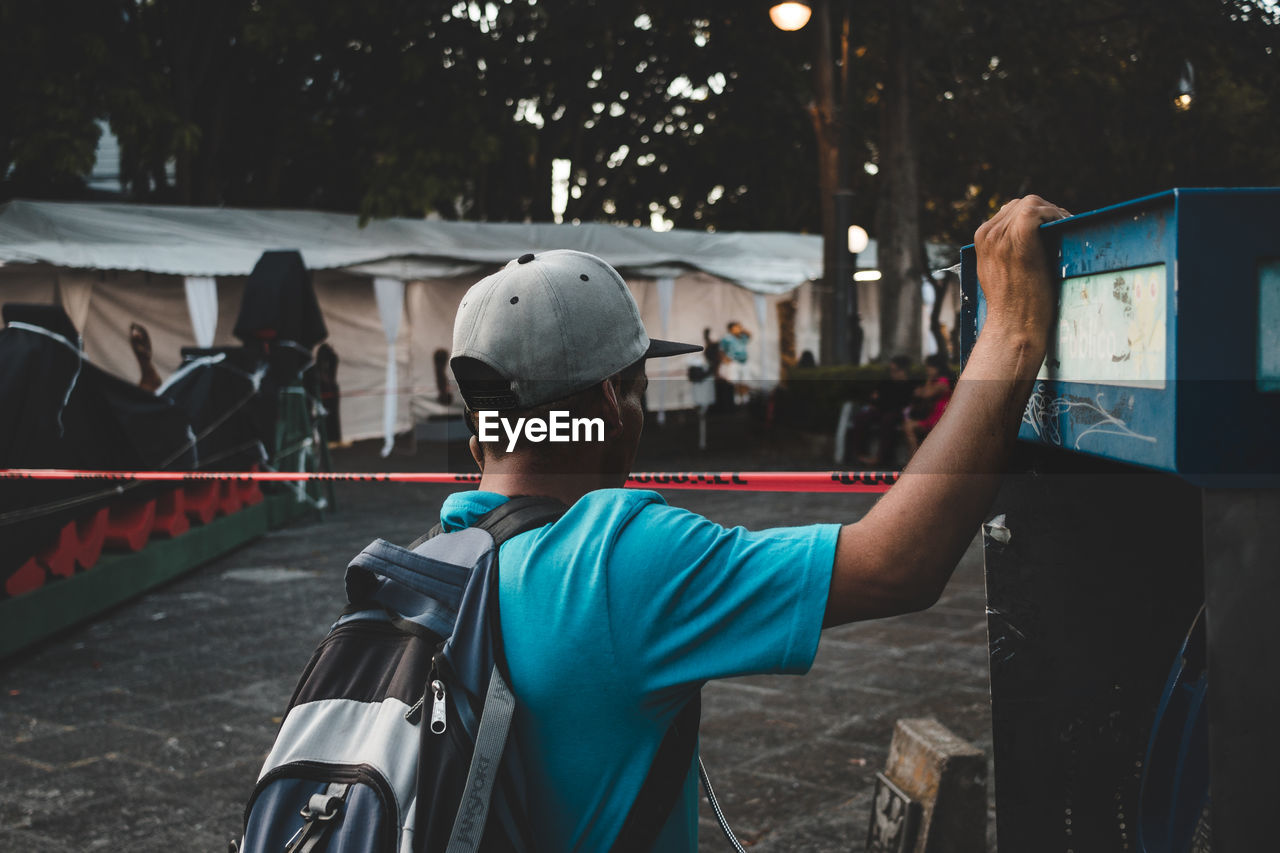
left=824, top=194, right=1067, bottom=627
left=827, top=326, right=1045, bottom=624
left=876, top=328, right=1044, bottom=586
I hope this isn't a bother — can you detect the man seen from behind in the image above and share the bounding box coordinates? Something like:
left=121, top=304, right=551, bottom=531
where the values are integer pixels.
left=442, top=195, right=1069, bottom=850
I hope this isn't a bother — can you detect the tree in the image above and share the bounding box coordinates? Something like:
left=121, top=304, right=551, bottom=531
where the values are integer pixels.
left=475, top=0, right=821, bottom=230
left=912, top=0, right=1280, bottom=245
left=872, top=0, right=923, bottom=360
left=0, top=0, right=133, bottom=199
left=861, top=0, right=1280, bottom=357
left=1, top=1, right=827, bottom=230
left=4, top=1, right=1278, bottom=304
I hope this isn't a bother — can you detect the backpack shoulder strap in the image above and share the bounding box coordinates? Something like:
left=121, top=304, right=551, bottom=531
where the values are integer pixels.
left=409, top=494, right=568, bottom=551
left=407, top=523, right=444, bottom=551
left=434, top=495, right=567, bottom=853
left=473, top=495, right=569, bottom=545
left=611, top=693, right=702, bottom=853
left=424, top=493, right=705, bottom=853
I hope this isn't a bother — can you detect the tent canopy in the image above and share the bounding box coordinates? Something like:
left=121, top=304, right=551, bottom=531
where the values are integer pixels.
left=0, top=200, right=825, bottom=295
left=0, top=200, right=963, bottom=446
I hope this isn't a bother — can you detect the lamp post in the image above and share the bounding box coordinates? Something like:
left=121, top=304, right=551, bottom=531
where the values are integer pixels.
left=845, top=218, right=867, bottom=363
left=770, top=0, right=863, bottom=364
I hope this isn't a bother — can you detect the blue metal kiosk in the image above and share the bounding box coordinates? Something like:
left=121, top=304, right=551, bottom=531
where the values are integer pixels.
left=961, top=188, right=1280, bottom=852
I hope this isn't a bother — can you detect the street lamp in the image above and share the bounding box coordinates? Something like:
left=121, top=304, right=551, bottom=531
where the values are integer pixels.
left=769, top=2, right=812, bottom=31
left=770, top=0, right=862, bottom=364
left=1175, top=59, right=1195, bottom=111
left=847, top=224, right=868, bottom=253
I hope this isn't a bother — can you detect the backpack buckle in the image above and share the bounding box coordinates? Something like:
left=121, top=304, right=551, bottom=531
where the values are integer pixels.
left=300, top=787, right=347, bottom=822
left=284, top=782, right=351, bottom=852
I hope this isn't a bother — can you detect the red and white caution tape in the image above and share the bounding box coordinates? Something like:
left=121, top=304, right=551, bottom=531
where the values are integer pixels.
left=0, top=469, right=899, bottom=493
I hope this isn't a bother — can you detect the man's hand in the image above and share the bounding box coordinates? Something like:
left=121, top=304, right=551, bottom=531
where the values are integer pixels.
left=824, top=195, right=1068, bottom=626
left=974, top=195, right=1070, bottom=350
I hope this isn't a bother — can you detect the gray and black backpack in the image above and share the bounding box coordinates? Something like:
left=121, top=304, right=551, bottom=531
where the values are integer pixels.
left=235, top=495, right=726, bottom=853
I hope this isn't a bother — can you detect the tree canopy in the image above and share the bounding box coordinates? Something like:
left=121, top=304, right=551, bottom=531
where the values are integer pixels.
left=3, top=0, right=1278, bottom=241
left=911, top=0, right=1280, bottom=243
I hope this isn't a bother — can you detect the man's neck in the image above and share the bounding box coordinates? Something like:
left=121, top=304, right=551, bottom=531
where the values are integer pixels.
left=475, top=467, right=625, bottom=505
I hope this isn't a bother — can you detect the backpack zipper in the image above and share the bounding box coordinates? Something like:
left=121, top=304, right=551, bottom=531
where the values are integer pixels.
left=429, top=678, right=448, bottom=734
left=406, top=653, right=449, bottom=733
left=424, top=650, right=450, bottom=735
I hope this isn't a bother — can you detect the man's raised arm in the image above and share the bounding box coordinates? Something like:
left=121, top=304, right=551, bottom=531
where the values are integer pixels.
left=824, top=195, right=1070, bottom=626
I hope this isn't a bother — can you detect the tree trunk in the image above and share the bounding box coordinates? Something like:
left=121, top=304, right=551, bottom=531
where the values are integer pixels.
left=874, top=0, right=922, bottom=361
left=809, top=0, right=840, bottom=366
left=164, top=3, right=194, bottom=206
left=777, top=292, right=798, bottom=368
left=531, top=141, right=555, bottom=223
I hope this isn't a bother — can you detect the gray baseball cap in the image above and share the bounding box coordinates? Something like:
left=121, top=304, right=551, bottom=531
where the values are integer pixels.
left=451, top=249, right=701, bottom=411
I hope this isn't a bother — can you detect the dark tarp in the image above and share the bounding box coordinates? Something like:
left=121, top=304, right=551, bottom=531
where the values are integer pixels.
left=160, top=347, right=274, bottom=470
left=0, top=305, right=198, bottom=581
left=3, top=303, right=81, bottom=344
left=233, top=250, right=328, bottom=349
left=3, top=250, right=329, bottom=593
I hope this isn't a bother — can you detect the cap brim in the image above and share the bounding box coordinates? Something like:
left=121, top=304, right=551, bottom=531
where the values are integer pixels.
left=645, top=338, right=703, bottom=358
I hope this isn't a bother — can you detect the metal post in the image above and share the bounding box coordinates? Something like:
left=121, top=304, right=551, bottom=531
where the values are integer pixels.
left=835, top=188, right=863, bottom=364
left=832, top=0, right=860, bottom=364
left=833, top=189, right=852, bottom=364
left=813, top=0, right=840, bottom=366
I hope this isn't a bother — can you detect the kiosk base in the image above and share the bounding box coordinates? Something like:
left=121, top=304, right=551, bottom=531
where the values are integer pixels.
left=1202, top=489, right=1280, bottom=853
left=984, top=446, right=1204, bottom=852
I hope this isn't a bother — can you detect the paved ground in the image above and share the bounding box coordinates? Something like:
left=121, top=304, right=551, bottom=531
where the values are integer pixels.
left=0, top=413, right=996, bottom=851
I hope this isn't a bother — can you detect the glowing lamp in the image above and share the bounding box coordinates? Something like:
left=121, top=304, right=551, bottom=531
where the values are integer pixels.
left=769, top=2, right=812, bottom=32
left=847, top=224, right=869, bottom=254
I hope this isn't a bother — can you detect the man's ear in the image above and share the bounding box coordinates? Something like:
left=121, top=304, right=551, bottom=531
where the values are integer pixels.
left=468, top=435, right=484, bottom=472
left=599, top=376, right=624, bottom=436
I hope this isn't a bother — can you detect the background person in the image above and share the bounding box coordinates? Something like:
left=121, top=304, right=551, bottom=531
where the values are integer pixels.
left=128, top=321, right=162, bottom=393
left=849, top=354, right=917, bottom=467
left=311, top=342, right=342, bottom=443
left=903, top=353, right=955, bottom=457
left=719, top=320, right=751, bottom=404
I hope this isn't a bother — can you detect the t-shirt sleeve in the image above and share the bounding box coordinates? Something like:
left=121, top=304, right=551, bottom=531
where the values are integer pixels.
left=604, top=492, right=838, bottom=692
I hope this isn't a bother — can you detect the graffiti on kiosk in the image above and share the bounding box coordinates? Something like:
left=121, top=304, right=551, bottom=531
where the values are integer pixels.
left=1023, top=383, right=1158, bottom=449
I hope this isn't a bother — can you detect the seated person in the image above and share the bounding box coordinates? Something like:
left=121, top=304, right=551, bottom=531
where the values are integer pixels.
left=903, top=354, right=953, bottom=456
left=851, top=355, right=916, bottom=467
left=130, top=322, right=162, bottom=393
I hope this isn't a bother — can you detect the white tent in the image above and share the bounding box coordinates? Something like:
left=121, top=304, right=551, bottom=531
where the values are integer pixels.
left=0, top=200, right=850, bottom=448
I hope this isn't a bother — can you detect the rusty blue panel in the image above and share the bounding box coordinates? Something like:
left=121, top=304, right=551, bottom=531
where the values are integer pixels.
left=961, top=188, right=1280, bottom=483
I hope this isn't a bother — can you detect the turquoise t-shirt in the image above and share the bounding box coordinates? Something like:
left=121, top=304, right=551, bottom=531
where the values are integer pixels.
left=439, top=488, right=838, bottom=852
left=720, top=332, right=749, bottom=363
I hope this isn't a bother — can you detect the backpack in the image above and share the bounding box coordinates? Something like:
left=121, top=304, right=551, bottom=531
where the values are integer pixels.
left=234, top=496, right=710, bottom=853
